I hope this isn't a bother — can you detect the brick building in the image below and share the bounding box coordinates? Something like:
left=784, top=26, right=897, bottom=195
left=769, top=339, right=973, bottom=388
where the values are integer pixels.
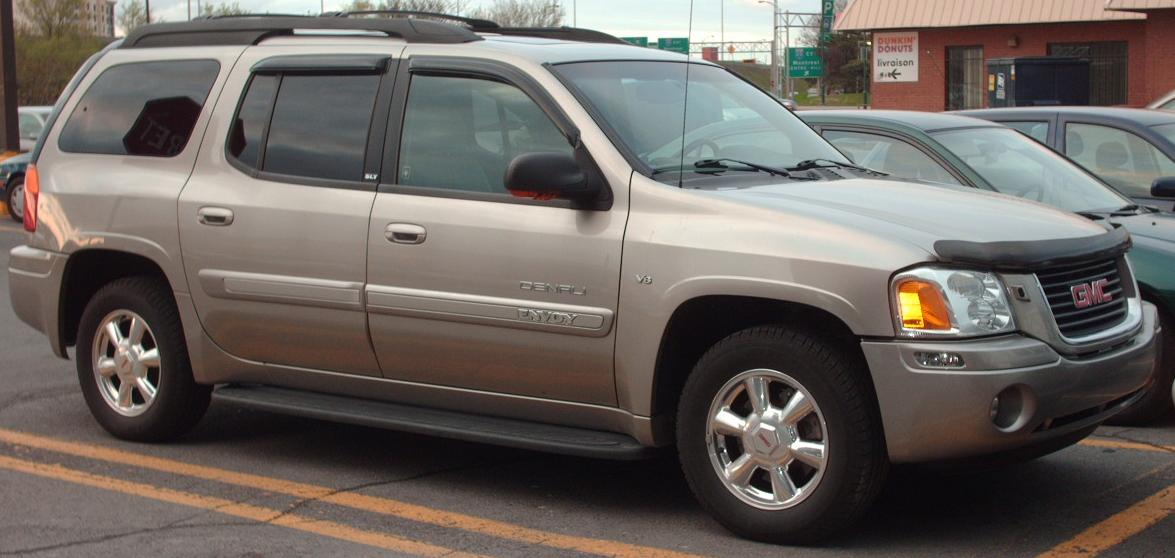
left=836, top=0, right=1175, bottom=111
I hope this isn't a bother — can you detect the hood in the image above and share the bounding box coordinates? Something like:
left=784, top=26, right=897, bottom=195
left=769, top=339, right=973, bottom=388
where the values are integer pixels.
left=1111, top=211, right=1175, bottom=243
left=707, top=177, right=1111, bottom=260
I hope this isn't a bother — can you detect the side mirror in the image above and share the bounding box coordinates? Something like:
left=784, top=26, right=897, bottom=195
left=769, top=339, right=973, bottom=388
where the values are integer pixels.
left=505, top=151, right=598, bottom=202
left=1152, top=176, right=1175, bottom=199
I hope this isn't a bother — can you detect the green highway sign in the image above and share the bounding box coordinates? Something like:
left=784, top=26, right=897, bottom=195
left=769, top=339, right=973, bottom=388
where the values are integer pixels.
left=656, top=37, right=690, bottom=55
left=621, top=37, right=648, bottom=48
left=788, top=47, right=824, bottom=78
left=821, top=0, right=835, bottom=43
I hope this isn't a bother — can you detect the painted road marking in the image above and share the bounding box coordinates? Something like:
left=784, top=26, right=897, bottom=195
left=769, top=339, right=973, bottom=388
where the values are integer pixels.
left=1037, top=480, right=1175, bottom=558
left=0, top=428, right=705, bottom=558
left=0, top=454, right=487, bottom=558
left=1079, top=437, right=1175, bottom=454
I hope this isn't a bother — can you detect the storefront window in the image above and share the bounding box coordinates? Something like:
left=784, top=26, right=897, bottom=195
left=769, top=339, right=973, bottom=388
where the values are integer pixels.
left=946, top=46, right=984, bottom=110
left=1048, top=42, right=1128, bottom=106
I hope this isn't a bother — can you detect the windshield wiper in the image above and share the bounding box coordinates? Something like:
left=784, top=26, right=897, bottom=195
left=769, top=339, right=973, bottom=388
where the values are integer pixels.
left=787, top=158, right=888, bottom=176
left=693, top=158, right=810, bottom=179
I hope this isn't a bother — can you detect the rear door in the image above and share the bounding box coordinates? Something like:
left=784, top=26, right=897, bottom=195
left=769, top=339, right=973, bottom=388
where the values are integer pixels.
left=179, top=47, right=399, bottom=376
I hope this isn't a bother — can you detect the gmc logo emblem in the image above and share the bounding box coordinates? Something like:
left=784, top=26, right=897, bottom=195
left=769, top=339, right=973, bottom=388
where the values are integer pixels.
left=1071, top=279, right=1113, bottom=309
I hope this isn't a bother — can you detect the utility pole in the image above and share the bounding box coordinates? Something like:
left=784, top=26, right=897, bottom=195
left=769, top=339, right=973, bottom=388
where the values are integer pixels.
left=145, top=0, right=150, bottom=23
left=0, top=0, right=17, bottom=154
left=720, top=0, right=724, bottom=61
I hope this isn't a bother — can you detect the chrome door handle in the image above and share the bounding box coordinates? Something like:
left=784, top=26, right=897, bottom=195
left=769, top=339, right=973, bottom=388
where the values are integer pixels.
left=385, top=223, right=427, bottom=244
left=197, top=206, right=234, bottom=226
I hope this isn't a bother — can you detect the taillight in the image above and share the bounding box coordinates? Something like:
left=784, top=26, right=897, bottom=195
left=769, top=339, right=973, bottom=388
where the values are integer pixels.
left=23, top=164, right=38, bottom=233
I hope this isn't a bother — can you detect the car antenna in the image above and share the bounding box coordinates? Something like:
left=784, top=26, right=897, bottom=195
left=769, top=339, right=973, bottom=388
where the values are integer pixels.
left=677, top=0, right=695, bottom=188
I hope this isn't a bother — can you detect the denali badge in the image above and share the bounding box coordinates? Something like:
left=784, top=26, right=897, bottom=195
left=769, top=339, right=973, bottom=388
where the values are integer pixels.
left=519, top=281, right=586, bottom=296
left=1071, top=279, right=1112, bottom=309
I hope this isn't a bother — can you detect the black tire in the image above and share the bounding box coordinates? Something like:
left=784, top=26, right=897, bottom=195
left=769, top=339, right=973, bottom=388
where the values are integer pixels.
left=676, top=326, right=888, bottom=545
left=1104, top=311, right=1174, bottom=426
left=76, top=276, right=210, bottom=441
left=6, top=176, right=23, bottom=223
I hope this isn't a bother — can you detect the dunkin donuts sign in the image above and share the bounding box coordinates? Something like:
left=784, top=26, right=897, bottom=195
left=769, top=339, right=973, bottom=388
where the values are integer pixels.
left=873, top=32, right=919, bottom=82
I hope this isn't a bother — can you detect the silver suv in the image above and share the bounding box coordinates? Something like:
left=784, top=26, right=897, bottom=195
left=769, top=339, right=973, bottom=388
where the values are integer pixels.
left=7, top=14, right=1161, bottom=544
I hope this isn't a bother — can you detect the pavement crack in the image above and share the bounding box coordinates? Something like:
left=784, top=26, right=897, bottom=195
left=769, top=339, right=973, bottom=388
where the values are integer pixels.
left=0, top=513, right=256, bottom=556
left=1100, top=431, right=1175, bottom=454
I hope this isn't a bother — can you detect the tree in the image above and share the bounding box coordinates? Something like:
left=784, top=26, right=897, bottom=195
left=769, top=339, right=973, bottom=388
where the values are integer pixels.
left=16, top=0, right=85, bottom=38
left=15, top=30, right=109, bottom=104
left=336, top=0, right=465, bottom=15
left=200, top=2, right=247, bottom=17
left=468, top=0, right=562, bottom=27
left=798, top=0, right=868, bottom=95
left=117, top=0, right=147, bottom=33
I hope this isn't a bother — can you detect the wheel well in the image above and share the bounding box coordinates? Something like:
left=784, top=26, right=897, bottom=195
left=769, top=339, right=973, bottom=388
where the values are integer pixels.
left=651, top=296, right=866, bottom=418
left=60, top=250, right=172, bottom=348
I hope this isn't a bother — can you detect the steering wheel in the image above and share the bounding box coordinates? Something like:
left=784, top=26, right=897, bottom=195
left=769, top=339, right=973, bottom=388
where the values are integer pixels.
left=681, top=138, right=721, bottom=161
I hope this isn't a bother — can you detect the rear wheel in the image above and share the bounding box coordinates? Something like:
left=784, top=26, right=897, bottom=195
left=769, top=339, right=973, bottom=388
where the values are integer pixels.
left=76, top=276, right=210, bottom=441
left=6, top=176, right=24, bottom=223
left=1105, top=311, right=1174, bottom=426
left=677, top=326, right=888, bottom=544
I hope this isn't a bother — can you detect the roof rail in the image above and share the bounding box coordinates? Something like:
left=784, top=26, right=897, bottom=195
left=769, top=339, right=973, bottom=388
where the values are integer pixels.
left=191, top=13, right=315, bottom=20
left=322, top=10, right=500, bottom=29
left=120, top=15, right=482, bottom=48
left=487, top=26, right=629, bottom=45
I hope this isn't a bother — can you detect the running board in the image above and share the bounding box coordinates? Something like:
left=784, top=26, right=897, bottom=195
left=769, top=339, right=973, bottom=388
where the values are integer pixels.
left=212, top=385, right=656, bottom=460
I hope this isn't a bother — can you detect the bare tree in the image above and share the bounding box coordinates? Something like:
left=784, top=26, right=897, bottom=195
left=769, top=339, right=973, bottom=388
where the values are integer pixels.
left=336, top=0, right=466, bottom=15
left=199, top=1, right=247, bottom=17
left=16, top=0, right=85, bottom=37
left=117, top=0, right=147, bottom=33
left=468, top=0, right=562, bottom=27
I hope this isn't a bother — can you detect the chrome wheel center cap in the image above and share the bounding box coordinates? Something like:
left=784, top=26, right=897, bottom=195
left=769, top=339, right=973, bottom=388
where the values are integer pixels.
left=746, top=421, right=788, bottom=460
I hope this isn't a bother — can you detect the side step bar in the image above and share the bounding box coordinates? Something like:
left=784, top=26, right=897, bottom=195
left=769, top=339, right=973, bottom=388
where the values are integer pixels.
left=212, top=385, right=657, bottom=460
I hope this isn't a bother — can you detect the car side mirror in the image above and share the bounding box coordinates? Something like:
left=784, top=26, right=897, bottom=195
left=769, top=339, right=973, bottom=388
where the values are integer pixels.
left=505, top=151, right=599, bottom=202
left=1152, top=176, right=1175, bottom=199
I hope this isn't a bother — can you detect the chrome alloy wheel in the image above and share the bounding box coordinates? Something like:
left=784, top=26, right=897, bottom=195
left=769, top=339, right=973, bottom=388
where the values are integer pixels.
left=706, top=368, right=828, bottom=510
left=91, top=310, right=161, bottom=417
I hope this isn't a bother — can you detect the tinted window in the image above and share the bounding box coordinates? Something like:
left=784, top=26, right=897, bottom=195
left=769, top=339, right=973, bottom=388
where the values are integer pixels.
left=1064, top=123, right=1175, bottom=198
left=398, top=74, right=571, bottom=194
left=1003, top=121, right=1049, bottom=143
left=228, top=74, right=278, bottom=169
left=59, top=60, right=219, bottom=157
left=18, top=113, right=42, bottom=139
left=263, top=74, right=379, bottom=182
left=822, top=129, right=960, bottom=185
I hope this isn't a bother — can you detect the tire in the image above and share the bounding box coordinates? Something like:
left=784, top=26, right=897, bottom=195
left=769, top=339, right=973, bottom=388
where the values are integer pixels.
left=6, top=176, right=23, bottom=223
left=1104, top=311, right=1174, bottom=426
left=76, top=276, right=210, bottom=441
left=676, top=326, right=888, bottom=544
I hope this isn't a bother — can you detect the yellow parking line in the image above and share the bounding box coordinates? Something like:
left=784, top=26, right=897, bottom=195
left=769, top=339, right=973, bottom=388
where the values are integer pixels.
left=0, top=428, right=706, bottom=558
left=0, top=454, right=486, bottom=558
left=1037, top=481, right=1175, bottom=558
left=1079, top=438, right=1175, bottom=454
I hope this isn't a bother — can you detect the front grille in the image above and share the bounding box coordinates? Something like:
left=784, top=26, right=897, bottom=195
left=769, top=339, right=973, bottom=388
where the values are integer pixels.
left=1036, top=258, right=1128, bottom=339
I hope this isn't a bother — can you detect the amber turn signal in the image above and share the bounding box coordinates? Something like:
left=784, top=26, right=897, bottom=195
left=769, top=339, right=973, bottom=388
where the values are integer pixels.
left=896, top=279, right=952, bottom=330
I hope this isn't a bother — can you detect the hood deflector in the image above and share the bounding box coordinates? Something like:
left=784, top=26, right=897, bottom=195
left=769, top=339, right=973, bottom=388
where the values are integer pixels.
left=933, top=226, right=1131, bottom=271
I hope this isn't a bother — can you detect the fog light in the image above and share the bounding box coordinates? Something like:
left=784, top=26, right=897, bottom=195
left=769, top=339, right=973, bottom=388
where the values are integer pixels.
left=914, top=351, right=964, bottom=368
left=990, top=397, right=1001, bottom=421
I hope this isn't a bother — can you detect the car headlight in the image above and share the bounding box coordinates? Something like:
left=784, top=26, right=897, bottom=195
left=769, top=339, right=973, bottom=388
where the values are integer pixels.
left=891, top=267, right=1016, bottom=337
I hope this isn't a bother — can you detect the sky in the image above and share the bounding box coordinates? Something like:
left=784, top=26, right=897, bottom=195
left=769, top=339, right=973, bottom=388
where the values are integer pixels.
left=144, top=0, right=827, bottom=49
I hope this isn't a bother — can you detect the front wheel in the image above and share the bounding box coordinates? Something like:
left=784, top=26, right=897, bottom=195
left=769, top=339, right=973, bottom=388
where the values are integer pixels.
left=677, top=326, right=888, bottom=544
left=6, top=176, right=24, bottom=223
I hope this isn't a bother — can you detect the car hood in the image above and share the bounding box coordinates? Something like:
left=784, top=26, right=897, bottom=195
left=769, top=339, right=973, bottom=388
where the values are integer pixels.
left=1111, top=211, right=1175, bottom=243
left=707, top=177, right=1111, bottom=259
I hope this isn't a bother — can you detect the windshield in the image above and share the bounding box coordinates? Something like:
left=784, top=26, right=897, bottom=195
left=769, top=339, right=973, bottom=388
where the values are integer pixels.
left=932, top=127, right=1128, bottom=213
left=552, top=61, right=846, bottom=184
left=1153, top=123, right=1175, bottom=145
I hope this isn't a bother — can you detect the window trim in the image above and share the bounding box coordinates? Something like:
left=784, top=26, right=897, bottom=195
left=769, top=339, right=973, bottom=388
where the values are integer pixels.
left=57, top=58, right=222, bottom=158
left=380, top=55, right=611, bottom=210
left=815, top=125, right=978, bottom=189
left=223, top=56, right=399, bottom=192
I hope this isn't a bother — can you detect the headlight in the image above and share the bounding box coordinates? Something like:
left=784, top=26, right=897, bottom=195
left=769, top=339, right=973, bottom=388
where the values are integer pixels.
left=891, top=267, right=1015, bottom=337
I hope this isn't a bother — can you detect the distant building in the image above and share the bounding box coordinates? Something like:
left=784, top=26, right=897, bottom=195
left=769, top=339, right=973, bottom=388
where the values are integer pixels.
left=837, top=0, right=1175, bottom=110
left=14, top=0, right=118, bottom=38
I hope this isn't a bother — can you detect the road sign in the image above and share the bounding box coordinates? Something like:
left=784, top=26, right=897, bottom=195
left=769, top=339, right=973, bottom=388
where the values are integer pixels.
left=656, top=37, right=689, bottom=55
left=787, top=48, right=824, bottom=78
left=621, top=37, right=648, bottom=48
left=873, top=32, right=919, bottom=82
left=820, top=0, right=835, bottom=43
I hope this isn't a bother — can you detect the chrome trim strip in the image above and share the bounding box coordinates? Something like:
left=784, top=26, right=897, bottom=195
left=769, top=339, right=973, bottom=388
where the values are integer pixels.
left=365, top=285, right=613, bottom=337
left=198, top=269, right=363, bottom=310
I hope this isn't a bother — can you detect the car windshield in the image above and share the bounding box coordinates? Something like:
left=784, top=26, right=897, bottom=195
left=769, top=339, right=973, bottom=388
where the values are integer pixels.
left=1152, top=123, right=1175, bottom=145
left=932, top=127, right=1128, bottom=213
left=551, top=61, right=846, bottom=185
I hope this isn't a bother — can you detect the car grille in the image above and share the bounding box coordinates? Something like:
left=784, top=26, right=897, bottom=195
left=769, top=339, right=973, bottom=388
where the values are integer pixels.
left=1036, top=258, right=1128, bottom=339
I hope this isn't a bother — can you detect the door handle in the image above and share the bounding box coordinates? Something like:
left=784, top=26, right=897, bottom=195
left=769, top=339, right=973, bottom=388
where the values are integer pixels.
left=385, top=223, right=427, bottom=244
left=197, top=206, right=235, bottom=226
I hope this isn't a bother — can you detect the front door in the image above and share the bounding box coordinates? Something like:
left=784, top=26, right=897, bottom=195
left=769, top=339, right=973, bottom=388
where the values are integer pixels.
left=365, top=56, right=625, bottom=405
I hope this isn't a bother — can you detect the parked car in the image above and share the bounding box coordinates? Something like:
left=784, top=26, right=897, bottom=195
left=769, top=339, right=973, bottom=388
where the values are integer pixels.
left=17, top=106, right=53, bottom=152
left=1149, top=89, right=1175, bottom=111
left=8, top=15, right=1160, bottom=544
left=1, top=152, right=31, bottom=223
left=801, top=110, right=1175, bottom=424
left=956, top=107, right=1175, bottom=211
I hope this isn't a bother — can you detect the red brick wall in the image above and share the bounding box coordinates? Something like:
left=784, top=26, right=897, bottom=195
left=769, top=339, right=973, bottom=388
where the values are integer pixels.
left=869, top=21, right=1148, bottom=111
left=1142, top=10, right=1175, bottom=103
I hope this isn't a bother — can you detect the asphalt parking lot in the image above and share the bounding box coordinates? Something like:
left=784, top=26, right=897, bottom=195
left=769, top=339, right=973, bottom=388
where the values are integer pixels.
left=0, top=222, right=1172, bottom=557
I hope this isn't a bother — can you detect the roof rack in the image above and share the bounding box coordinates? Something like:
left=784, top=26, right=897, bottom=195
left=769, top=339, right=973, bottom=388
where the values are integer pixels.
left=487, top=26, right=628, bottom=45
left=120, top=15, right=482, bottom=48
left=321, top=10, right=500, bottom=30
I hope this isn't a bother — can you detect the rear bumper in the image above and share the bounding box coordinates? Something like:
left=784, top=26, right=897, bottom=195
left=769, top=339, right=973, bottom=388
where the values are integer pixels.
left=862, top=302, right=1159, bottom=463
left=8, top=245, right=68, bottom=358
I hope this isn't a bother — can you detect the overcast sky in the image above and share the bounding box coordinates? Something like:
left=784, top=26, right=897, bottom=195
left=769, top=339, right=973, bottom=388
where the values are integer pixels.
left=145, top=0, right=827, bottom=46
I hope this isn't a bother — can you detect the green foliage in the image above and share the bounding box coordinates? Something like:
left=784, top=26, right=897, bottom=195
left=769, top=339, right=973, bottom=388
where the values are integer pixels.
left=15, top=31, right=110, bottom=105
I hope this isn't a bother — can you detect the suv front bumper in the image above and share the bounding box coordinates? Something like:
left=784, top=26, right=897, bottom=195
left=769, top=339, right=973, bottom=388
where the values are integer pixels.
left=861, top=302, right=1159, bottom=463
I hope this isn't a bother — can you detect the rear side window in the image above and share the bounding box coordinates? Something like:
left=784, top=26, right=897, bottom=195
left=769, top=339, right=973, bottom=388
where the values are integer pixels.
left=228, top=75, right=278, bottom=169
left=59, top=60, right=220, bottom=157
left=1003, top=121, right=1049, bottom=144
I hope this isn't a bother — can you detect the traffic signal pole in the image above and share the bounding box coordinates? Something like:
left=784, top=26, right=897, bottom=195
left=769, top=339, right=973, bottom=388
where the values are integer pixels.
left=0, top=0, right=19, bottom=153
